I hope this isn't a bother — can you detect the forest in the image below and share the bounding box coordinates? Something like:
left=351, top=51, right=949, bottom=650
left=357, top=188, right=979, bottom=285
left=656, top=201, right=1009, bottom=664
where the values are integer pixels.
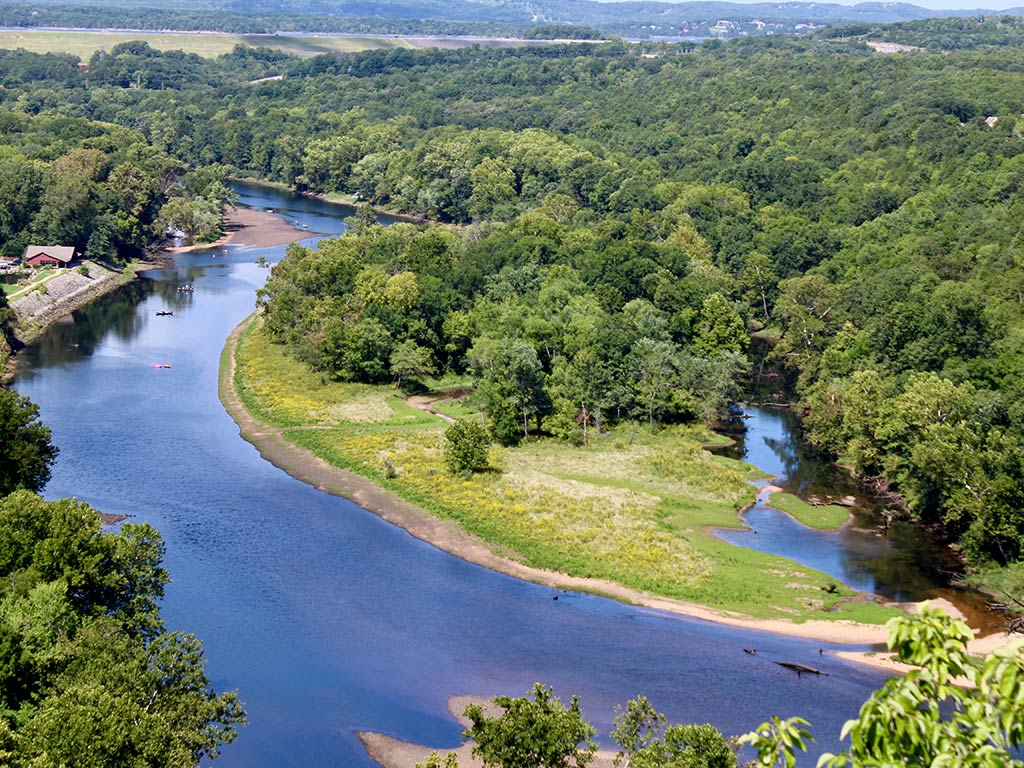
left=1, top=21, right=1023, bottom=579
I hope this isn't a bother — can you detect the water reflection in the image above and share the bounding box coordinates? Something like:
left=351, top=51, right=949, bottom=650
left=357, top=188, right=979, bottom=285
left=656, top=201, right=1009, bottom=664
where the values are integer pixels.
left=717, top=408, right=998, bottom=627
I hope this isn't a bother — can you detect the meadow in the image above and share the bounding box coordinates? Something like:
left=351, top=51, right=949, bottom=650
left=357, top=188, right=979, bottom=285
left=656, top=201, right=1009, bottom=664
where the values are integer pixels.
left=234, top=316, right=897, bottom=624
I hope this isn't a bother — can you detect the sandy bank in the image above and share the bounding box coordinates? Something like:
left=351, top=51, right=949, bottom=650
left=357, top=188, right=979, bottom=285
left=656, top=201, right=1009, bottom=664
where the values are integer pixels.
left=170, top=205, right=311, bottom=253
left=219, top=313, right=891, bottom=647
left=358, top=696, right=619, bottom=768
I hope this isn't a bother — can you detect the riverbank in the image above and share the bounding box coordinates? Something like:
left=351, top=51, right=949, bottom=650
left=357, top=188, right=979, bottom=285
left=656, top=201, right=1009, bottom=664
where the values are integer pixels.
left=9, top=260, right=135, bottom=346
left=170, top=205, right=311, bottom=252
left=231, top=176, right=432, bottom=225
left=359, top=696, right=618, bottom=768
left=220, top=312, right=897, bottom=645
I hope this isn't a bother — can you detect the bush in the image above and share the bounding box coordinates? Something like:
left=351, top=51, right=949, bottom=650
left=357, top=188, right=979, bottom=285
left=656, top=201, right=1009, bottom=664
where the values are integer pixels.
left=444, top=419, right=491, bottom=474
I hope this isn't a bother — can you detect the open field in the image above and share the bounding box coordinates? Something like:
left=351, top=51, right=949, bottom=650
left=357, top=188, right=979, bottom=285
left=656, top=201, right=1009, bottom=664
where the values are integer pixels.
left=0, top=29, right=418, bottom=58
left=0, top=29, right=574, bottom=59
left=233, top=317, right=899, bottom=624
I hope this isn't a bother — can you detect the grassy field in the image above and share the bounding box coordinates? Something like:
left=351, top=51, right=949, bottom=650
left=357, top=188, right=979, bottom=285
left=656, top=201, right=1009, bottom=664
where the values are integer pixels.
left=234, top=317, right=898, bottom=623
left=0, top=30, right=421, bottom=59
left=767, top=492, right=852, bottom=530
left=4, top=268, right=56, bottom=299
left=0, top=29, right=560, bottom=60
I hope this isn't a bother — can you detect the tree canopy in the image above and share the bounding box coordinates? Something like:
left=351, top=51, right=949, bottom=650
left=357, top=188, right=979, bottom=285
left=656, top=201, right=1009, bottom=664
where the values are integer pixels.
left=0, top=490, right=246, bottom=766
left=741, top=606, right=1024, bottom=768
left=0, top=389, right=58, bottom=497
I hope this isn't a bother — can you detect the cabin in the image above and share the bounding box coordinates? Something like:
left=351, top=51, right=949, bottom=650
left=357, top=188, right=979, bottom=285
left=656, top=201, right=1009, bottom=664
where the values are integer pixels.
left=23, top=245, right=75, bottom=268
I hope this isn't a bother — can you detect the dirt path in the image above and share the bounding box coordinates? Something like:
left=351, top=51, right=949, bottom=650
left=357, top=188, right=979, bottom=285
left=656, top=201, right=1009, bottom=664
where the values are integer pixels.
left=219, top=312, right=896, bottom=646
left=405, top=394, right=458, bottom=423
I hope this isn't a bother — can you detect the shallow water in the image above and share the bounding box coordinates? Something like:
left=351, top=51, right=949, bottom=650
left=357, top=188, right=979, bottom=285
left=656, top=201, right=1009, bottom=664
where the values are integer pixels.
left=13, top=185, right=892, bottom=765
left=715, top=407, right=998, bottom=630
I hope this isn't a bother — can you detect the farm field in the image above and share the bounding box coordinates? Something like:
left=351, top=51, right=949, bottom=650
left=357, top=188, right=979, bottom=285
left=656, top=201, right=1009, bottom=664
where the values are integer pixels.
left=0, top=29, right=566, bottom=58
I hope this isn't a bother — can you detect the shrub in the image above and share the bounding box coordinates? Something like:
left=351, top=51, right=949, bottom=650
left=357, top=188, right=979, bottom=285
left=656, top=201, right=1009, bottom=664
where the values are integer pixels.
left=444, top=419, right=491, bottom=474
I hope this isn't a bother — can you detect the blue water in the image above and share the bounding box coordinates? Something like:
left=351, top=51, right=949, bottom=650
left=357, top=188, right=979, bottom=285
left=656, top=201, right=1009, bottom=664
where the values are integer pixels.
left=716, top=408, right=957, bottom=603
left=12, top=185, right=890, bottom=766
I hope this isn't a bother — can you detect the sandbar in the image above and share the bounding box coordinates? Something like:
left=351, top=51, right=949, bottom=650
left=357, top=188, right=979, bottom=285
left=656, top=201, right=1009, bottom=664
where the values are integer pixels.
left=358, top=696, right=619, bottom=768
left=170, top=205, right=312, bottom=252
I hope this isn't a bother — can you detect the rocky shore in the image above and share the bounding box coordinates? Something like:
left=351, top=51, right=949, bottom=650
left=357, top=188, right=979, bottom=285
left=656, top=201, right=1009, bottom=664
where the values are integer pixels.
left=10, top=261, right=134, bottom=345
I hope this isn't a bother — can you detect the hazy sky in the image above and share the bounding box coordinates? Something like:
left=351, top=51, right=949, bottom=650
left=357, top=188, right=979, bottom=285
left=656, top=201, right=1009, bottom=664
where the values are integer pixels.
left=666, top=0, right=1023, bottom=10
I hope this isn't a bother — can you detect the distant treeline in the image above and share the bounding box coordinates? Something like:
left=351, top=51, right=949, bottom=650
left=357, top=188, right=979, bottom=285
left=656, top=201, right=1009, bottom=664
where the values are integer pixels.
left=1, top=0, right=998, bottom=38
left=0, top=3, right=542, bottom=37
left=821, top=15, right=1024, bottom=50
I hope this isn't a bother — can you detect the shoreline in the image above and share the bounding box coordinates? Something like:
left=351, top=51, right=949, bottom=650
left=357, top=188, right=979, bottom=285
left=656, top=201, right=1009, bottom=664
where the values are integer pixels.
left=3, top=260, right=142, bottom=382
left=231, top=176, right=432, bottom=225
left=358, top=695, right=619, bottom=768
left=170, top=205, right=314, bottom=252
left=218, top=311, right=892, bottom=646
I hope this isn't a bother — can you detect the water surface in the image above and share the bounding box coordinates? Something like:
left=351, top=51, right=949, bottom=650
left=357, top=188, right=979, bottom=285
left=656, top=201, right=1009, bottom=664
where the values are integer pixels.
left=14, top=185, right=891, bottom=766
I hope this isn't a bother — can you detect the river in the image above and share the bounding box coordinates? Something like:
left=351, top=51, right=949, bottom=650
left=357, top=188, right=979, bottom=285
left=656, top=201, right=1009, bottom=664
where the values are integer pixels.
left=14, top=183, right=898, bottom=766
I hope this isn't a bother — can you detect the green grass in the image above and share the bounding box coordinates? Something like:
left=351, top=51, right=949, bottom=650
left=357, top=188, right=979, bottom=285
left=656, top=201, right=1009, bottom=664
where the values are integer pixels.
left=767, top=492, right=851, bottom=530
left=964, top=562, right=1024, bottom=600
left=6, top=268, right=58, bottom=300
left=233, top=318, right=899, bottom=624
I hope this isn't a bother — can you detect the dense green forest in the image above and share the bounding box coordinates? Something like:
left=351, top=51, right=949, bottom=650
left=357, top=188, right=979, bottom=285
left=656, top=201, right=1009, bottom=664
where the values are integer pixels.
left=2, top=22, right=1023, bottom=575
left=0, top=103, right=237, bottom=259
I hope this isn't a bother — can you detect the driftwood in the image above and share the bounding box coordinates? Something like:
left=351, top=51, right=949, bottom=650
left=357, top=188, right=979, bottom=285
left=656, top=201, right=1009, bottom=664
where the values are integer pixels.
left=776, top=662, right=828, bottom=677
left=988, top=590, right=1024, bottom=635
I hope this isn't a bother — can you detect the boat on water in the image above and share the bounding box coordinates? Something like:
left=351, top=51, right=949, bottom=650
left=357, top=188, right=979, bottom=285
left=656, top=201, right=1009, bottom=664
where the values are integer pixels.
left=156, top=311, right=174, bottom=316
left=176, top=284, right=194, bottom=293
left=151, top=364, right=172, bottom=369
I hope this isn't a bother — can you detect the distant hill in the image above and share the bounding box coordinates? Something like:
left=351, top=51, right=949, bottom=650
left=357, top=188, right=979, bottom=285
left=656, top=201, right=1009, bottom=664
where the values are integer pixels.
left=2, top=0, right=1022, bottom=37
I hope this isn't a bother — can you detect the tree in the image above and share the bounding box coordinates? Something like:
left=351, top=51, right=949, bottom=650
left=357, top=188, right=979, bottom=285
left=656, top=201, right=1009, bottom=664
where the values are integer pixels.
left=468, top=337, right=549, bottom=444
left=21, top=627, right=245, bottom=767
left=741, top=606, right=1024, bottom=767
left=390, top=340, right=436, bottom=388
left=417, top=754, right=460, bottom=768
left=0, top=491, right=246, bottom=765
left=157, top=195, right=222, bottom=243
left=0, top=291, right=16, bottom=348
left=463, top=683, right=597, bottom=768
left=0, top=389, right=59, bottom=497
left=612, top=696, right=737, bottom=768
left=694, top=294, right=747, bottom=357
left=444, top=419, right=491, bottom=475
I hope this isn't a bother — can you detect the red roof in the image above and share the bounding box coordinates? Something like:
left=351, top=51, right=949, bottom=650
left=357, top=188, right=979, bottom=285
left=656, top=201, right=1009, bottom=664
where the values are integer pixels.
left=24, top=245, right=75, bottom=264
